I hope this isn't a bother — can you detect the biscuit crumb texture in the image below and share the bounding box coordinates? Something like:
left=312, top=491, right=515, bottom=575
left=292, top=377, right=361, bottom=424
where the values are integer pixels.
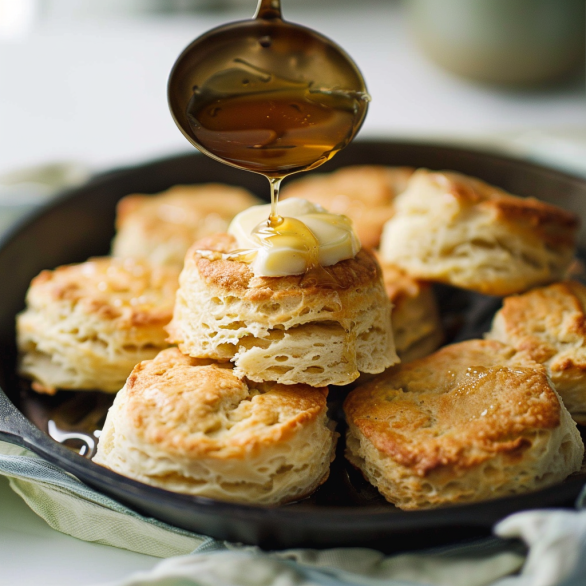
left=167, top=234, right=398, bottom=387
left=380, top=170, right=579, bottom=296
left=345, top=340, right=584, bottom=510
left=94, top=348, right=337, bottom=505
left=488, top=280, right=586, bottom=424
left=17, top=258, right=179, bottom=393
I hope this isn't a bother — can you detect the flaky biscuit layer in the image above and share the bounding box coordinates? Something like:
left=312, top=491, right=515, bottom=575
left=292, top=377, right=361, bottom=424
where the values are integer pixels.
left=112, top=184, right=259, bottom=267
left=94, top=348, right=337, bottom=505
left=380, top=170, right=579, bottom=296
left=377, top=257, right=442, bottom=361
left=345, top=339, right=584, bottom=510
left=17, top=257, right=179, bottom=393
left=488, top=280, right=586, bottom=424
left=167, top=234, right=398, bottom=387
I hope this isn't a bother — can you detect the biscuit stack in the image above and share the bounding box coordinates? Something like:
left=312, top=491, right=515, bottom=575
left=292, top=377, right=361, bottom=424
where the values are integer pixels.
left=167, top=233, right=397, bottom=387
left=94, top=185, right=401, bottom=503
left=17, top=168, right=586, bottom=510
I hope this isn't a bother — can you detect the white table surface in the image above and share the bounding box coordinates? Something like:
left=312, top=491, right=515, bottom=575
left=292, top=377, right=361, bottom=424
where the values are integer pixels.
left=0, top=3, right=585, bottom=585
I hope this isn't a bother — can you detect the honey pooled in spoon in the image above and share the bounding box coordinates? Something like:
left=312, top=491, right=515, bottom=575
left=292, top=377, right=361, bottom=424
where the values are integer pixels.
left=186, top=61, right=368, bottom=178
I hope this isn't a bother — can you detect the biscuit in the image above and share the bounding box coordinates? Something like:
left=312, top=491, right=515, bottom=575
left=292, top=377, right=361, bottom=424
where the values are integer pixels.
left=488, top=281, right=586, bottom=424
left=379, top=170, right=579, bottom=296
left=344, top=339, right=584, bottom=510
left=281, top=166, right=413, bottom=249
left=93, top=348, right=337, bottom=505
left=112, top=184, right=260, bottom=267
left=377, top=256, right=442, bottom=361
left=17, top=257, right=179, bottom=394
left=167, top=233, right=398, bottom=387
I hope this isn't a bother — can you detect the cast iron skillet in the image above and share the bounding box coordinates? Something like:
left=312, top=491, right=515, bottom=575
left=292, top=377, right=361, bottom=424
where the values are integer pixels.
left=1, top=140, right=586, bottom=552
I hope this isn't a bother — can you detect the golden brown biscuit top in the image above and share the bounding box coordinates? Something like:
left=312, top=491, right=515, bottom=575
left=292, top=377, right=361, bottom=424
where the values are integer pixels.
left=495, top=281, right=586, bottom=367
left=116, top=184, right=260, bottom=240
left=186, top=233, right=382, bottom=300
left=281, top=166, right=414, bottom=249
left=123, top=348, right=328, bottom=459
left=345, top=340, right=560, bottom=476
left=408, top=169, right=579, bottom=249
left=27, top=257, right=180, bottom=326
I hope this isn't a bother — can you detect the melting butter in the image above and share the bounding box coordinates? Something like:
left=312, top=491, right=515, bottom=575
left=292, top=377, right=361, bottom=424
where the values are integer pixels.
left=228, top=198, right=361, bottom=277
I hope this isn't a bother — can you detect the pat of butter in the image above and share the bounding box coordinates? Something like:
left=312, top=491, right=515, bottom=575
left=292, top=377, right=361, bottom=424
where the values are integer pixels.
left=228, top=197, right=361, bottom=277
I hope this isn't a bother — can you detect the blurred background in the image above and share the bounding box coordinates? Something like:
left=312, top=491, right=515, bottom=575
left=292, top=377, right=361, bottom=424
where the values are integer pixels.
left=0, top=0, right=585, bottom=219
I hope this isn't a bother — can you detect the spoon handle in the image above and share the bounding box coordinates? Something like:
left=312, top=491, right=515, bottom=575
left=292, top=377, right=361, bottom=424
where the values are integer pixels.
left=254, top=0, right=282, bottom=20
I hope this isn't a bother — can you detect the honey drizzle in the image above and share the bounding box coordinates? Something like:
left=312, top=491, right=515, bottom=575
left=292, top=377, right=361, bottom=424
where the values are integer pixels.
left=183, top=1, right=369, bottom=284
left=268, top=176, right=281, bottom=222
left=197, top=206, right=350, bottom=289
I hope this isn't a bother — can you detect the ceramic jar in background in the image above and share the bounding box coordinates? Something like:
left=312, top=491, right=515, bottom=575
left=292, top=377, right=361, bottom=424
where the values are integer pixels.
left=406, top=0, right=585, bottom=86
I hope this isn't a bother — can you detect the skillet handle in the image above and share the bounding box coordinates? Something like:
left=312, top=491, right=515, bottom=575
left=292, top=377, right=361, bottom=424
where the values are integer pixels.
left=0, top=388, right=43, bottom=449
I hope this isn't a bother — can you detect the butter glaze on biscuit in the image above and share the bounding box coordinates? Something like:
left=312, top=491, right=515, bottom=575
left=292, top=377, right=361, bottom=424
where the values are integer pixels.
left=379, top=170, right=579, bottom=296
left=93, top=348, right=337, bottom=505
left=166, top=233, right=398, bottom=387
left=488, top=281, right=586, bottom=424
left=17, top=257, right=179, bottom=394
left=344, top=339, right=583, bottom=510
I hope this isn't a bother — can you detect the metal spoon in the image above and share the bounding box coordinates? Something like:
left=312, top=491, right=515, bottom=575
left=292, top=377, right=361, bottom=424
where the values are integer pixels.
left=167, top=0, right=369, bottom=178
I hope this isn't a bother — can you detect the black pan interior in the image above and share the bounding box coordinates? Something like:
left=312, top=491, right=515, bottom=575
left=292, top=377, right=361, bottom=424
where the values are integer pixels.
left=1, top=140, right=586, bottom=552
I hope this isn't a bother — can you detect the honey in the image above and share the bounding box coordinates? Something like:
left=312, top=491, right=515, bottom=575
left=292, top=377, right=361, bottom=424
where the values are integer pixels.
left=186, top=64, right=367, bottom=179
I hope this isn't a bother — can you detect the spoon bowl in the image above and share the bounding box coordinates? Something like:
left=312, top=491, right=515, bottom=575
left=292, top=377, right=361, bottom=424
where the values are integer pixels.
left=168, top=0, right=369, bottom=178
